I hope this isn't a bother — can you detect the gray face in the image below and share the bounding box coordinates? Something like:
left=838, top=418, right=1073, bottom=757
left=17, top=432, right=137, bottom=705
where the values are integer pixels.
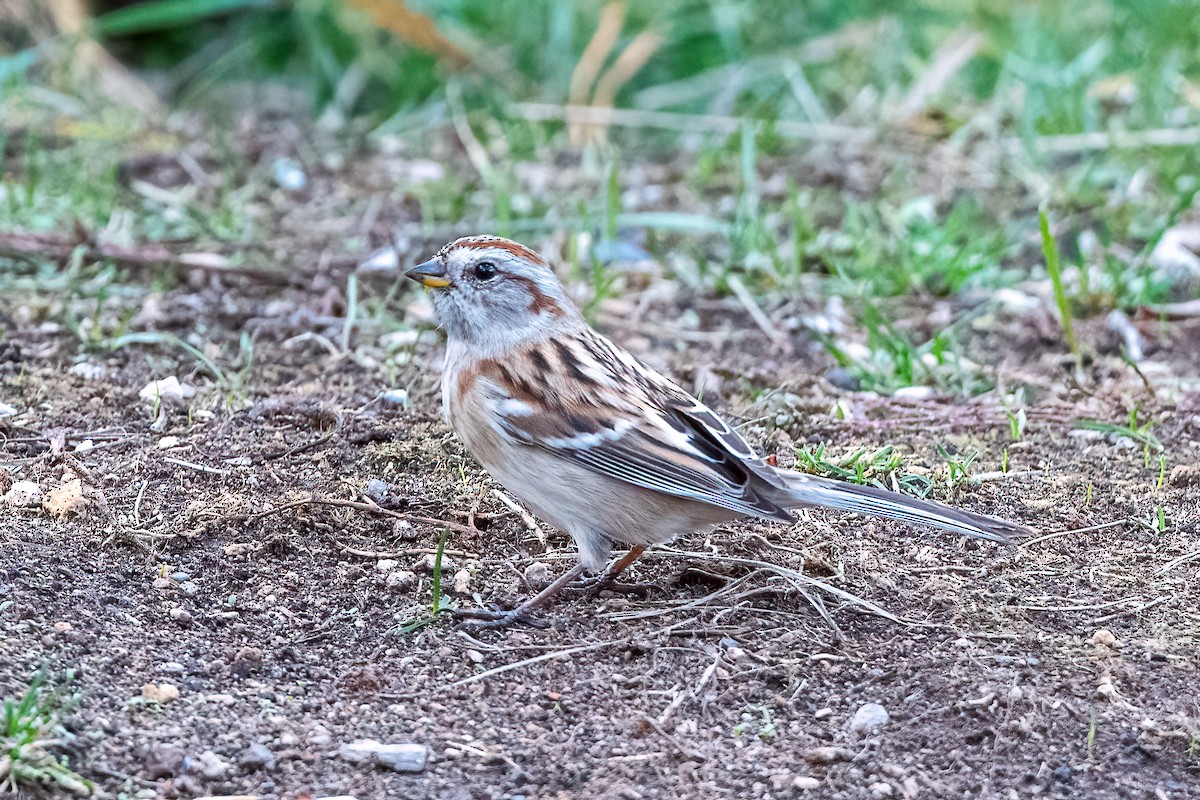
left=406, top=236, right=582, bottom=351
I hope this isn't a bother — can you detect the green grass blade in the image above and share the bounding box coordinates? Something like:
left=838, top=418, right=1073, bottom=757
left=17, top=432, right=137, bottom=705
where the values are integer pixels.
left=92, top=0, right=276, bottom=37
left=1039, top=210, right=1080, bottom=365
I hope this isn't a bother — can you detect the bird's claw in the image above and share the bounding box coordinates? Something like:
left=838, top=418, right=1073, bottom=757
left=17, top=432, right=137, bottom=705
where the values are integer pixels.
left=452, top=606, right=550, bottom=630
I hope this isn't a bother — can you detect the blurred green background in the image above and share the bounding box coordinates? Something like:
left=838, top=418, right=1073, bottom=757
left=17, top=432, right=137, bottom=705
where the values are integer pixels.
left=2, top=0, right=1199, bottom=396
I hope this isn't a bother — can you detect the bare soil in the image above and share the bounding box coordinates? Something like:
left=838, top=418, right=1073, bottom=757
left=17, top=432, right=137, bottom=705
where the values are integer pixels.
left=2, top=137, right=1199, bottom=800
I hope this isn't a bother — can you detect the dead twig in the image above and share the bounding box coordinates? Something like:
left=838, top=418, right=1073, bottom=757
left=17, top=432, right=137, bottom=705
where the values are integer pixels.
left=446, top=639, right=627, bottom=688
left=0, top=229, right=288, bottom=283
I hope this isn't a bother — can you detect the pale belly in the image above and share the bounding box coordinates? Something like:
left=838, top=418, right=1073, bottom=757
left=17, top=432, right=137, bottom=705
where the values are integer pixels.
left=443, top=368, right=734, bottom=569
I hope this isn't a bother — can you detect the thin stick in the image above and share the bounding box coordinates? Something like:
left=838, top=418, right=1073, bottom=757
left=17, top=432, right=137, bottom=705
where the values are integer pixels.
left=1019, top=519, right=1130, bottom=549
left=447, top=639, right=626, bottom=688
left=1092, top=596, right=1170, bottom=624
left=726, top=274, right=791, bottom=353
left=163, top=457, right=230, bottom=476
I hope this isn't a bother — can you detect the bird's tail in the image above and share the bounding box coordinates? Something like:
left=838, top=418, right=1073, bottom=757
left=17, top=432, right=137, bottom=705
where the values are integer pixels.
left=774, top=469, right=1032, bottom=543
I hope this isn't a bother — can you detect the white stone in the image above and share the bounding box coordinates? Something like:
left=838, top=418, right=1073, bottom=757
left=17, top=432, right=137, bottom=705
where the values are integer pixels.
left=138, top=376, right=196, bottom=403
left=4, top=481, right=42, bottom=508
left=849, top=702, right=890, bottom=733
left=338, top=739, right=427, bottom=773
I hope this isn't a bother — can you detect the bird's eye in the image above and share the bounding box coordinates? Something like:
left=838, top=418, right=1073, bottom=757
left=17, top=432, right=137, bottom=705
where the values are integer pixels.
left=473, top=261, right=498, bottom=281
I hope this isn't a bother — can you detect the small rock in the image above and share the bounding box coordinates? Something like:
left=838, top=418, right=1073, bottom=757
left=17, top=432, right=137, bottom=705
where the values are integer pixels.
left=194, top=750, right=230, bottom=779
left=70, top=362, right=107, bottom=380
left=272, top=156, right=307, bottom=190
left=138, top=376, right=196, bottom=403
left=453, top=568, right=472, bottom=594
left=849, top=703, right=890, bottom=734
left=793, top=776, right=821, bottom=791
left=338, top=740, right=427, bottom=773
left=0, top=402, right=17, bottom=417
left=43, top=479, right=86, bottom=517
left=141, top=683, right=180, bottom=704
left=144, top=744, right=185, bottom=779
left=223, top=542, right=253, bottom=556
left=869, top=781, right=894, bottom=798
left=239, top=742, right=276, bottom=771
left=157, top=435, right=181, bottom=449
left=385, top=570, right=416, bottom=591
left=378, top=388, right=409, bottom=406
left=375, top=743, right=428, bottom=773
left=231, top=646, right=264, bottom=678
left=1090, top=629, right=1118, bottom=648
left=309, top=725, right=332, bottom=747
left=315, top=796, right=360, bottom=800
left=179, top=581, right=200, bottom=597
left=523, top=562, right=550, bottom=586
left=169, top=607, right=193, bottom=625
left=804, top=747, right=853, bottom=764
left=375, top=559, right=400, bottom=573
left=814, top=707, right=833, bottom=720
left=892, top=386, right=934, bottom=400
left=465, top=649, right=484, bottom=664
left=365, top=479, right=390, bottom=502
left=414, top=553, right=455, bottom=574
left=338, top=739, right=377, bottom=763
left=4, top=481, right=42, bottom=508
left=171, top=571, right=191, bottom=583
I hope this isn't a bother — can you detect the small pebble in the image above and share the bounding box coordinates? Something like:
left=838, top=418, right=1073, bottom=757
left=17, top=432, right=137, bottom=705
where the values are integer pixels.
left=793, top=776, right=821, bottom=791
left=453, top=568, right=472, bottom=594
left=4, top=481, right=42, bottom=508
left=804, top=746, right=853, bottom=764
left=523, top=562, right=550, bottom=585
left=178, top=581, right=200, bottom=597
left=465, top=649, right=484, bottom=664
left=239, top=742, right=276, bottom=770
left=338, top=740, right=428, bottom=773
left=385, top=570, right=416, bottom=591
left=194, top=750, right=230, bottom=779
left=365, top=479, right=390, bottom=502
left=869, top=781, right=894, bottom=798
left=849, top=703, right=890, bottom=734
left=69, top=362, right=107, bottom=380
left=169, top=607, right=193, bottom=625
left=375, top=559, right=400, bottom=573
left=141, top=683, right=180, bottom=704
left=1090, top=628, right=1118, bottom=647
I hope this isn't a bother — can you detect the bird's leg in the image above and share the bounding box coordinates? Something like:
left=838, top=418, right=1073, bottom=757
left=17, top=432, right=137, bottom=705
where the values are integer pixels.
left=565, top=545, right=657, bottom=598
left=454, top=562, right=588, bottom=630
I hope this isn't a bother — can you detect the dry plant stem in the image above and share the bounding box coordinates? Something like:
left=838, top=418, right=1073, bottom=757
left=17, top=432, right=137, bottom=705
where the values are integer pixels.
left=0, top=230, right=287, bottom=283
left=445, top=637, right=626, bottom=688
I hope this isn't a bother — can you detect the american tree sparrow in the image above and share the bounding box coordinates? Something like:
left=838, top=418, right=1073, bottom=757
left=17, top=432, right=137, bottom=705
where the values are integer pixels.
left=404, top=236, right=1031, bottom=627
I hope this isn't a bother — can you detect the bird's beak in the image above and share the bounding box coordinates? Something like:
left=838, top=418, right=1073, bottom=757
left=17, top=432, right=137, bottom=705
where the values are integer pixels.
left=404, top=259, right=451, bottom=289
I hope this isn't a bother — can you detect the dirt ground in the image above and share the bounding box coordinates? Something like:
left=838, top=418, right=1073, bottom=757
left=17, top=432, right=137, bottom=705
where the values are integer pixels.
left=2, top=138, right=1200, bottom=800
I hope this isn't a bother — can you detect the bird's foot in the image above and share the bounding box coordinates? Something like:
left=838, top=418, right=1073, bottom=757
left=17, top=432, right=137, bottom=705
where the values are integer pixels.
left=452, top=604, right=550, bottom=631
